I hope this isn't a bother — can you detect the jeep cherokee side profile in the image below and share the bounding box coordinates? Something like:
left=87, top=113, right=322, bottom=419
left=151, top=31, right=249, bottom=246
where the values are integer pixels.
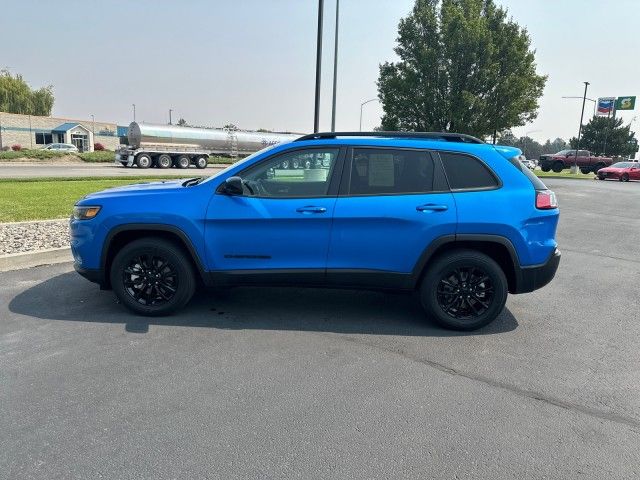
left=70, top=132, right=560, bottom=331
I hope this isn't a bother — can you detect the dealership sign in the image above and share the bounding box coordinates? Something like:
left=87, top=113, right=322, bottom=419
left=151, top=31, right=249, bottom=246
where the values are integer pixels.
left=597, top=97, right=615, bottom=116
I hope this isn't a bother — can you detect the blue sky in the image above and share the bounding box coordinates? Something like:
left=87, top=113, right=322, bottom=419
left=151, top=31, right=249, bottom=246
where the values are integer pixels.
left=2, top=0, right=639, bottom=143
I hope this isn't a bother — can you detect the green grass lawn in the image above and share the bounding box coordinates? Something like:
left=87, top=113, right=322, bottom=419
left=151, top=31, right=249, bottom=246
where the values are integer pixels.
left=0, top=177, right=178, bottom=222
left=535, top=170, right=595, bottom=180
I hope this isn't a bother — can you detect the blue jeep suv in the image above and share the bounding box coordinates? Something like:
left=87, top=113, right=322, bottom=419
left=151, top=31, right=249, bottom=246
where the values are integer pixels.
left=70, top=132, right=560, bottom=330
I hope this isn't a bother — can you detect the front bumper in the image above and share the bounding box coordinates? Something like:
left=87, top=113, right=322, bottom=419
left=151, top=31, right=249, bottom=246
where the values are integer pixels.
left=74, top=263, right=105, bottom=286
left=514, top=248, right=561, bottom=294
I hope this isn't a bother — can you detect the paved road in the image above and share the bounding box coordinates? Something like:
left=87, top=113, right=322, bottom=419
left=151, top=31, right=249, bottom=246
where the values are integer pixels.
left=2, top=178, right=640, bottom=479
left=0, top=162, right=226, bottom=178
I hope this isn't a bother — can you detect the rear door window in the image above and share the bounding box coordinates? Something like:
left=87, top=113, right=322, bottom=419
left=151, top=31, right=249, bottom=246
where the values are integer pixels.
left=347, top=148, right=444, bottom=195
left=439, top=152, right=499, bottom=190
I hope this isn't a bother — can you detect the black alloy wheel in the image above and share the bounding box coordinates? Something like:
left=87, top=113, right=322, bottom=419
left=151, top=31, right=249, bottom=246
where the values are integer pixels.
left=419, top=250, right=508, bottom=331
left=110, top=238, right=196, bottom=316
left=436, top=266, right=494, bottom=320
left=122, top=254, right=178, bottom=306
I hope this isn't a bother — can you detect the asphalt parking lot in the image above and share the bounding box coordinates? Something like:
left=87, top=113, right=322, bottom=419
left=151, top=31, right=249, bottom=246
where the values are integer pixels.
left=2, top=178, right=639, bottom=479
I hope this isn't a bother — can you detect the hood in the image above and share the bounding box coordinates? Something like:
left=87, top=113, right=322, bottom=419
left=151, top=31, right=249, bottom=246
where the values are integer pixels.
left=80, top=179, right=189, bottom=201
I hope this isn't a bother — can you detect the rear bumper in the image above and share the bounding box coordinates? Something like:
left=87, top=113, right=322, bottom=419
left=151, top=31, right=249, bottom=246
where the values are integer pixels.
left=514, top=248, right=561, bottom=294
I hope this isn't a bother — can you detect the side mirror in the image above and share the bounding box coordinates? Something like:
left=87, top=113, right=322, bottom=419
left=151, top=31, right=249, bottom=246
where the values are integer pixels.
left=223, top=176, right=244, bottom=195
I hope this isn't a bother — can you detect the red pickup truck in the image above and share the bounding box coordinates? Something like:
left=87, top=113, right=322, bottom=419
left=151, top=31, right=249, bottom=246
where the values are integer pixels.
left=538, top=150, right=613, bottom=174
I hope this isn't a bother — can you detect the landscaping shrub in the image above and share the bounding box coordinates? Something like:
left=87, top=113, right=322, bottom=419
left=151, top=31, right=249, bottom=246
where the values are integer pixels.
left=94, top=142, right=105, bottom=151
left=11, top=144, right=22, bottom=151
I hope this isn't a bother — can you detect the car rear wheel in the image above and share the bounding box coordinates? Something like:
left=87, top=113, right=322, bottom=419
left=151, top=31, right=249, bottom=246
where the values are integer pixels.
left=598, top=174, right=606, bottom=180
left=157, top=154, right=172, bottom=169
left=419, top=250, right=508, bottom=331
left=552, top=161, right=564, bottom=173
left=136, top=154, right=152, bottom=169
left=621, top=173, right=629, bottom=182
left=110, top=238, right=196, bottom=316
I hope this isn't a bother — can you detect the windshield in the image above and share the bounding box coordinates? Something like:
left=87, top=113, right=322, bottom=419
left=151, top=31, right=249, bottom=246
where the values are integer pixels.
left=199, top=144, right=280, bottom=184
left=611, top=162, right=631, bottom=168
left=555, top=149, right=573, bottom=155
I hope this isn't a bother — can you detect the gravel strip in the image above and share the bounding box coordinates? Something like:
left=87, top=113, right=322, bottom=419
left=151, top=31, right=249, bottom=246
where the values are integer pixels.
left=0, top=219, right=70, bottom=255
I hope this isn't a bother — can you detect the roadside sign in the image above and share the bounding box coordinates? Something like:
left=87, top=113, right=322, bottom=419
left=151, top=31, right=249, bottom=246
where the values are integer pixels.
left=597, top=97, right=615, bottom=116
left=615, top=96, right=636, bottom=111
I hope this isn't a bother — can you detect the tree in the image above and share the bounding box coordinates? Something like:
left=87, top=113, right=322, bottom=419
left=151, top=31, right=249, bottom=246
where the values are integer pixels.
left=0, top=69, right=54, bottom=115
left=570, top=116, right=638, bottom=157
left=498, top=130, right=568, bottom=159
left=377, top=0, right=546, bottom=139
left=177, top=118, right=188, bottom=127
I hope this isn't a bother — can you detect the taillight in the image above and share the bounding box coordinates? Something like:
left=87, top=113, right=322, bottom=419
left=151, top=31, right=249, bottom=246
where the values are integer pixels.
left=536, top=189, right=558, bottom=209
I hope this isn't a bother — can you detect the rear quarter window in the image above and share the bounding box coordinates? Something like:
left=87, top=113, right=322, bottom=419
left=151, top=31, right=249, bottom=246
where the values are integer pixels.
left=506, top=155, right=548, bottom=190
left=440, top=152, right=499, bottom=190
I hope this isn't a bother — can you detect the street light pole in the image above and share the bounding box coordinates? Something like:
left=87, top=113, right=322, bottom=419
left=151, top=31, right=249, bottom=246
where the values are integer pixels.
left=313, top=0, right=324, bottom=133
left=330, top=0, right=339, bottom=132
left=573, top=82, right=590, bottom=173
left=169, top=109, right=173, bottom=125
left=132, top=104, right=136, bottom=122
left=359, top=98, right=378, bottom=131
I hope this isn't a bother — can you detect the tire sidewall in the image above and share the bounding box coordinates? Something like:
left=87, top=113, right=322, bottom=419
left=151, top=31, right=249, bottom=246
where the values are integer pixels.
left=110, top=240, right=195, bottom=316
left=420, top=251, right=508, bottom=331
left=136, top=154, right=152, bottom=169
left=157, top=155, right=171, bottom=169
left=196, top=157, right=207, bottom=169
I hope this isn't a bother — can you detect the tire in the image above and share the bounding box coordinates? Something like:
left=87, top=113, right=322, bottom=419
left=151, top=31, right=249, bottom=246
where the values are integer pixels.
left=195, top=156, right=208, bottom=169
left=120, top=162, right=128, bottom=167
left=541, top=166, right=550, bottom=172
left=621, top=173, right=629, bottom=182
left=281, top=159, right=290, bottom=169
left=552, top=161, right=564, bottom=173
left=580, top=167, right=590, bottom=175
left=157, top=154, right=172, bottom=169
left=176, top=155, right=191, bottom=169
left=110, top=238, right=196, bottom=316
left=136, top=154, right=152, bottom=169
left=598, top=174, right=606, bottom=181
left=593, top=163, right=605, bottom=174
left=419, top=249, right=508, bottom=331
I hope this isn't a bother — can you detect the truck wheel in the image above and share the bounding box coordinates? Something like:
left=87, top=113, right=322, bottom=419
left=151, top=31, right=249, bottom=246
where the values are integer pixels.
left=541, top=166, right=550, bottom=172
left=621, top=173, right=629, bottom=182
left=552, top=161, right=564, bottom=173
left=593, top=163, right=605, bottom=174
left=195, top=157, right=208, bottom=169
left=136, top=154, right=152, bottom=169
left=579, top=167, right=590, bottom=174
left=157, top=154, right=172, bottom=169
left=419, top=249, right=508, bottom=331
left=176, top=155, right=191, bottom=169
left=110, top=238, right=196, bottom=316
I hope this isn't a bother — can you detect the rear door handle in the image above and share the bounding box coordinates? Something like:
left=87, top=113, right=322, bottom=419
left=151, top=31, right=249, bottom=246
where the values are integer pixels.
left=296, top=206, right=327, bottom=214
left=416, top=204, right=448, bottom=212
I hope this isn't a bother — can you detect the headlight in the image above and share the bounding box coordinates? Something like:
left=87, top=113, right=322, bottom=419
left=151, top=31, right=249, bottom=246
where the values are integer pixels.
left=73, top=205, right=101, bottom=220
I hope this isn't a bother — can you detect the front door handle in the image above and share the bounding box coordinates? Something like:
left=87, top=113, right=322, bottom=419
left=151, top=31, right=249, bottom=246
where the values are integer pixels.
left=296, top=206, right=327, bottom=214
left=416, top=204, right=448, bottom=212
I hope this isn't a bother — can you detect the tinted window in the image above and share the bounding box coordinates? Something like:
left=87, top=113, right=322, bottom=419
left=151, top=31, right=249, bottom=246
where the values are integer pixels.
left=440, top=152, right=499, bottom=190
left=506, top=155, right=547, bottom=190
left=240, top=148, right=338, bottom=198
left=348, top=148, right=437, bottom=195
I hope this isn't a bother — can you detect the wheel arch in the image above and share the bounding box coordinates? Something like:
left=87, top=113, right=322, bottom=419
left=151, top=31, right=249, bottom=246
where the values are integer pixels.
left=101, top=224, right=209, bottom=289
left=411, top=234, right=521, bottom=293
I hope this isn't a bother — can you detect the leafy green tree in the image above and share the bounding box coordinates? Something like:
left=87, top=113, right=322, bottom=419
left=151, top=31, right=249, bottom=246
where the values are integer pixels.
left=570, top=116, right=638, bottom=157
left=0, top=70, right=54, bottom=115
left=377, top=0, right=546, bottom=140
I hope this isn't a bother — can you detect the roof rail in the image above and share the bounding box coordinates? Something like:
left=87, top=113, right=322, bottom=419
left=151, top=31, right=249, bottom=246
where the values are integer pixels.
left=295, top=131, right=485, bottom=144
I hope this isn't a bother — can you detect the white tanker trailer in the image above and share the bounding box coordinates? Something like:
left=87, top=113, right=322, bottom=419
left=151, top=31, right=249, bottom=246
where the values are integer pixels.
left=115, top=122, right=299, bottom=169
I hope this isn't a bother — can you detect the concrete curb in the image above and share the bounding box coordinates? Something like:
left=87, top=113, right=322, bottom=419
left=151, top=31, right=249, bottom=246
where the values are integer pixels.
left=0, top=247, right=72, bottom=272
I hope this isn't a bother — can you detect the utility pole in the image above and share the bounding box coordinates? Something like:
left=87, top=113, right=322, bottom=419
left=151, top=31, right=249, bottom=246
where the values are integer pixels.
left=132, top=104, right=136, bottom=122
left=169, top=109, right=173, bottom=125
left=313, top=0, right=324, bottom=133
left=330, top=0, right=339, bottom=132
left=573, top=81, right=590, bottom=173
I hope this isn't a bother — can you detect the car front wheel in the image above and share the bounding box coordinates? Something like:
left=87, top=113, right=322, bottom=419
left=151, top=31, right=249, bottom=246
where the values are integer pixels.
left=110, top=238, right=196, bottom=316
left=419, top=250, right=508, bottom=331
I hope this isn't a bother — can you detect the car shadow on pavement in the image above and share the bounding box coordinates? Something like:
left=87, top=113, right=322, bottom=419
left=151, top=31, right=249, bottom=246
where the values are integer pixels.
left=8, top=272, right=518, bottom=337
